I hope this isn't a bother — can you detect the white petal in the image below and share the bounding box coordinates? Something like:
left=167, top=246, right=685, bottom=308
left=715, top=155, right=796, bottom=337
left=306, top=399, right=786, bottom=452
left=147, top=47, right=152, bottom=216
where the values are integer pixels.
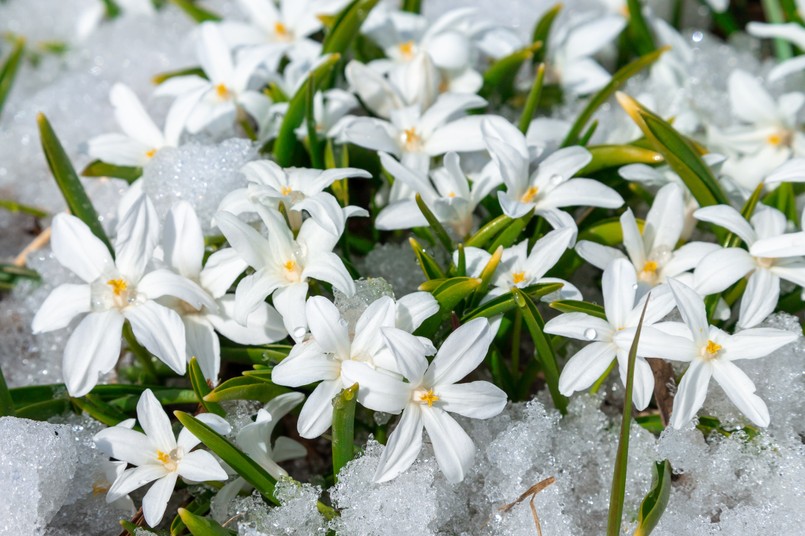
left=273, top=282, right=310, bottom=342
left=620, top=209, right=646, bottom=268
left=177, top=413, right=231, bottom=452
left=200, top=248, right=249, bottom=298
left=139, top=269, right=215, bottom=311
left=425, top=115, right=489, bottom=155
left=271, top=340, right=340, bottom=387
left=558, top=341, right=616, bottom=395
left=32, top=284, right=91, bottom=333
left=338, top=118, right=401, bottom=155
left=51, top=214, right=114, bottom=283
left=575, top=241, right=626, bottom=271
left=107, top=464, right=166, bottom=503
left=711, top=360, right=769, bottom=427
left=395, top=292, right=439, bottom=332
left=373, top=406, right=423, bottom=483
left=436, top=381, right=507, bottom=419
left=661, top=242, right=720, bottom=278
left=93, top=426, right=154, bottom=467
left=603, top=258, right=636, bottom=329
left=544, top=313, right=614, bottom=341
left=693, top=248, right=755, bottom=295
left=207, top=295, right=287, bottom=345
left=302, top=251, right=355, bottom=295
left=183, top=316, right=220, bottom=381
left=421, top=407, right=475, bottom=483
left=722, top=327, right=798, bottom=360
left=305, top=296, right=350, bottom=357
left=523, top=227, right=575, bottom=280
left=178, top=450, right=228, bottom=482
left=623, top=325, right=697, bottom=362
left=670, top=360, right=713, bottom=429
left=538, top=178, right=623, bottom=210
left=380, top=327, right=429, bottom=382
left=197, top=23, right=234, bottom=84
left=214, top=211, right=272, bottom=269
left=644, top=183, right=684, bottom=252
left=137, top=388, right=176, bottom=452
left=737, top=269, right=779, bottom=329
left=87, top=133, right=150, bottom=167
left=749, top=232, right=805, bottom=259
left=424, top=318, right=492, bottom=387
left=667, top=278, right=710, bottom=348
left=727, top=70, right=779, bottom=125
left=694, top=205, right=757, bottom=246
left=163, top=201, right=204, bottom=279
left=294, top=194, right=347, bottom=236
left=63, top=311, right=125, bottom=397
left=340, top=361, right=411, bottom=413
left=233, top=269, right=285, bottom=324
left=482, top=117, right=529, bottom=193
left=124, top=301, right=187, bottom=375
left=142, top=472, right=178, bottom=527
left=536, top=146, right=592, bottom=185
left=110, top=83, right=164, bottom=148
left=297, top=379, right=342, bottom=439
left=115, top=193, right=159, bottom=282
left=351, top=297, right=397, bottom=358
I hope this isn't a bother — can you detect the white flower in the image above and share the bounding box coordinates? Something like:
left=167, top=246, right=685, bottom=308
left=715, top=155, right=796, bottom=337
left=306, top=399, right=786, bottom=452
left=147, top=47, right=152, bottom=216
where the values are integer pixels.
left=693, top=205, right=805, bottom=328
left=214, top=206, right=355, bottom=340
left=156, top=22, right=272, bottom=135
left=32, top=194, right=214, bottom=396
left=294, top=89, right=358, bottom=141
left=215, top=392, right=307, bottom=510
left=160, top=202, right=287, bottom=381
left=93, top=389, right=230, bottom=527
left=576, top=183, right=719, bottom=292
left=272, top=294, right=438, bottom=438
left=639, top=279, right=797, bottom=428
left=374, top=151, right=499, bottom=237
left=340, top=318, right=506, bottom=483
left=544, top=258, right=677, bottom=410
left=87, top=83, right=184, bottom=167
left=483, top=118, right=623, bottom=230
left=747, top=21, right=805, bottom=82
left=218, top=160, right=370, bottom=236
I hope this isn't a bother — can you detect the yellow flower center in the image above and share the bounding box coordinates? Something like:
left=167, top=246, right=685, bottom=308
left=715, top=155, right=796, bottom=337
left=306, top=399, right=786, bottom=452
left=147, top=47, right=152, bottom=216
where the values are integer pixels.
left=401, top=127, right=422, bottom=150
left=145, top=148, right=157, bottom=158
left=274, top=21, right=289, bottom=37
left=107, top=279, right=127, bottom=296
left=520, top=186, right=539, bottom=203
left=399, top=40, right=415, bottom=59
left=642, top=260, right=658, bottom=273
left=419, top=389, right=439, bottom=407
left=704, top=339, right=722, bottom=359
left=284, top=260, right=296, bottom=271
left=512, top=271, right=526, bottom=284
left=280, top=185, right=293, bottom=196
left=215, top=83, right=230, bottom=100
left=438, top=78, right=449, bottom=93
left=156, top=448, right=182, bottom=472
left=91, top=483, right=110, bottom=496
left=447, top=191, right=456, bottom=198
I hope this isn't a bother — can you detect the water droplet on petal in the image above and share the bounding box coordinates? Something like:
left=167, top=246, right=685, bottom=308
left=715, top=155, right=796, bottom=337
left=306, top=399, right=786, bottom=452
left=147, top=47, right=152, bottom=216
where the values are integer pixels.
left=549, top=173, right=563, bottom=185
left=584, top=328, right=597, bottom=340
left=632, top=283, right=639, bottom=290
left=293, top=327, right=306, bottom=339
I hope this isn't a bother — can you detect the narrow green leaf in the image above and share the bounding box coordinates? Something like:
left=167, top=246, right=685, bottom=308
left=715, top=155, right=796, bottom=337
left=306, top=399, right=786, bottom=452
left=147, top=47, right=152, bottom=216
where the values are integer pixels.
left=626, top=0, right=656, bottom=55
left=607, top=293, right=650, bottom=535
left=305, top=77, right=325, bottom=169
left=578, top=144, right=663, bottom=175
left=220, top=345, right=292, bottom=365
left=578, top=217, right=643, bottom=246
left=152, top=66, right=206, bottom=85
left=119, top=519, right=139, bottom=535
left=474, top=246, right=503, bottom=301
left=415, top=193, right=454, bottom=252
left=463, top=282, right=564, bottom=321
left=72, top=395, right=130, bottom=426
left=635, top=414, right=664, bottom=434
left=409, top=237, right=446, bottom=280
left=578, top=119, right=599, bottom=147
left=456, top=244, right=466, bottom=276
left=512, top=287, right=567, bottom=413
left=0, top=35, right=25, bottom=119
left=518, top=63, right=546, bottom=134
left=322, top=0, right=380, bottom=54
left=332, top=383, right=359, bottom=480
left=531, top=3, right=562, bottom=63
left=170, top=491, right=213, bottom=536
left=188, top=357, right=226, bottom=417
left=81, top=159, right=143, bottom=182
left=0, top=199, right=49, bottom=218
left=11, top=384, right=68, bottom=406
left=107, top=388, right=198, bottom=411
left=561, top=47, right=668, bottom=147
left=549, top=300, right=607, bottom=319
left=15, top=399, right=72, bottom=420
left=401, top=0, right=421, bottom=13
left=480, top=42, right=541, bottom=102
left=634, top=460, right=672, bottom=536
left=175, top=411, right=280, bottom=505
left=761, top=0, right=794, bottom=60
left=488, top=212, right=533, bottom=252
left=205, top=376, right=290, bottom=403
left=178, top=508, right=235, bottom=536
left=273, top=54, right=340, bottom=166
left=37, top=113, right=113, bottom=254
left=416, top=277, right=481, bottom=336
left=465, top=214, right=512, bottom=248
left=0, top=366, right=15, bottom=417
left=170, top=0, right=221, bottom=22
left=724, top=183, right=763, bottom=248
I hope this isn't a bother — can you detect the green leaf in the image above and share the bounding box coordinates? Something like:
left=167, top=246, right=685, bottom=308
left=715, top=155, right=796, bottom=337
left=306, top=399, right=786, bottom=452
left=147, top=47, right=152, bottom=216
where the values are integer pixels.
left=15, top=399, right=72, bottom=421
left=488, top=212, right=533, bottom=252
left=512, top=287, right=567, bottom=413
left=474, top=246, right=503, bottom=302
left=205, top=376, right=290, bottom=403
left=170, top=0, right=221, bottom=22
left=578, top=217, right=644, bottom=246
left=401, top=0, right=421, bottom=13
left=723, top=183, right=764, bottom=248
left=220, top=344, right=292, bottom=365
left=0, top=35, right=25, bottom=119
left=273, top=54, right=340, bottom=166
left=0, top=366, right=15, bottom=417
left=81, top=160, right=142, bottom=182
left=607, top=292, right=650, bottom=535
left=463, top=282, right=564, bottom=321
left=188, top=357, right=226, bottom=417
left=304, top=77, right=325, bottom=168
left=416, top=277, right=481, bottom=336
left=119, top=519, right=139, bottom=535
left=37, top=113, right=113, bottom=254
left=71, top=394, right=130, bottom=426
left=626, top=0, right=656, bottom=55
left=518, top=63, right=546, bottom=134
left=530, top=3, right=562, bottom=63
left=416, top=193, right=453, bottom=252
left=480, top=42, right=541, bottom=102
left=322, top=0, right=380, bottom=55
left=0, top=199, right=49, bottom=218
left=409, top=237, right=446, bottom=280
left=10, top=384, right=67, bottom=407
left=332, top=383, right=359, bottom=481
left=635, top=414, right=664, bottom=434
left=175, top=411, right=280, bottom=505
left=549, top=300, right=607, bottom=319
left=561, top=47, right=668, bottom=147
left=152, top=66, right=206, bottom=85
left=465, top=214, right=512, bottom=248
left=579, top=144, right=663, bottom=175
left=178, top=508, right=235, bottom=536
left=634, top=460, right=672, bottom=536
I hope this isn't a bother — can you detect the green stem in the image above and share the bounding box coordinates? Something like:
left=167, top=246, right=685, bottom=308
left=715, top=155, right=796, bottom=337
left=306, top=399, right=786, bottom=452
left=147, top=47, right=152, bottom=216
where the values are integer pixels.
left=122, top=322, right=159, bottom=384
left=762, top=0, right=794, bottom=60
left=518, top=63, right=545, bottom=134
left=511, top=308, right=523, bottom=374
left=0, top=199, right=48, bottom=218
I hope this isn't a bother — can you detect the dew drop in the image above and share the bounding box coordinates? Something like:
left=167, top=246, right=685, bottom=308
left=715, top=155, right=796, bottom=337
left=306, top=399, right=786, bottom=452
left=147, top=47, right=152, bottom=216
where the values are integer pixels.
left=549, top=173, right=563, bottom=185
left=584, top=328, right=597, bottom=340
left=293, top=327, right=306, bottom=339
left=632, top=283, right=639, bottom=290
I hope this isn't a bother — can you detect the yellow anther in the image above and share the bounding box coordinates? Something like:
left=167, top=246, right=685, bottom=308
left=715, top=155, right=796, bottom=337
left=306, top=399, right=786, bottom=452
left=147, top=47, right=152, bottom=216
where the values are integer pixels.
left=280, top=185, right=293, bottom=196
left=402, top=127, right=421, bottom=149
left=399, top=40, right=415, bottom=59
left=283, top=260, right=296, bottom=271
left=92, top=483, right=110, bottom=495
left=419, top=389, right=439, bottom=407
left=274, top=21, right=289, bottom=37
left=642, top=260, right=658, bottom=273
left=512, top=271, right=526, bottom=284
left=705, top=339, right=722, bottom=357
left=767, top=133, right=782, bottom=146
left=215, top=84, right=230, bottom=99
left=520, top=186, right=539, bottom=203
left=156, top=450, right=170, bottom=464
left=106, top=279, right=127, bottom=296
left=447, top=192, right=456, bottom=198
left=145, top=148, right=157, bottom=158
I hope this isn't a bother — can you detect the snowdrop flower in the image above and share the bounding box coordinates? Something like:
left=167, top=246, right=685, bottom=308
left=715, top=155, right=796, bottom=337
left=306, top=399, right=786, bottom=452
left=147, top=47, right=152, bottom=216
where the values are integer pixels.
left=77, top=0, right=156, bottom=40
left=218, top=160, right=370, bottom=236
left=294, top=89, right=358, bottom=141
left=748, top=20, right=805, bottom=82
left=340, top=318, right=506, bottom=483
left=374, top=151, right=499, bottom=237
left=708, top=70, right=805, bottom=192
left=576, top=183, right=719, bottom=292
left=31, top=194, right=214, bottom=396
left=272, top=294, right=438, bottom=438
left=544, top=259, right=677, bottom=410
left=546, top=15, right=625, bottom=95
left=160, top=202, right=286, bottom=381
left=483, top=118, right=623, bottom=230
left=460, top=227, right=580, bottom=302
left=156, top=23, right=273, bottom=135
left=215, top=392, right=307, bottom=509
left=90, top=418, right=137, bottom=514
left=87, top=83, right=186, bottom=167
left=641, top=279, right=797, bottom=428
left=694, top=205, right=805, bottom=328
left=215, top=206, right=354, bottom=340
left=93, top=389, right=230, bottom=527
left=343, top=59, right=433, bottom=120
left=338, top=92, right=489, bottom=176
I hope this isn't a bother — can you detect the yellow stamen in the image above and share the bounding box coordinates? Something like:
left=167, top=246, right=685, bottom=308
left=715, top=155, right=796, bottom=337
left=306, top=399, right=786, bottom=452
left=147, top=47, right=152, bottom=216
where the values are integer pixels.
left=283, top=260, right=296, bottom=271
left=767, top=133, right=782, bottom=145
left=106, top=279, right=127, bottom=296
left=642, top=260, right=658, bottom=273
left=156, top=450, right=170, bottom=464
left=438, top=78, right=449, bottom=93
left=145, top=148, right=157, bottom=158
left=92, top=483, right=109, bottom=496
left=620, top=4, right=630, bottom=18
left=419, top=389, right=439, bottom=407
left=402, top=127, right=420, bottom=149
left=215, top=83, right=230, bottom=99
left=512, top=271, right=526, bottom=284
left=399, top=40, right=415, bottom=59
left=280, top=185, right=293, bottom=196
left=705, top=339, right=722, bottom=357
left=447, top=192, right=456, bottom=198
left=274, top=21, right=289, bottom=37
left=520, top=186, right=539, bottom=203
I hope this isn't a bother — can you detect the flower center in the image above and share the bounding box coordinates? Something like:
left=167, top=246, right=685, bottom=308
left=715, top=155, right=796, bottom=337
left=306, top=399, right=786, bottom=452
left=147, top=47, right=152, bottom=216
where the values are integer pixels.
left=418, top=389, right=439, bottom=407
left=107, top=278, right=127, bottom=296
left=274, top=21, right=290, bottom=40
left=702, top=339, right=722, bottom=360
left=215, top=84, right=231, bottom=100
left=156, top=447, right=183, bottom=472
left=145, top=148, right=157, bottom=158
left=280, top=185, right=293, bottom=196
left=92, top=277, right=138, bottom=311
left=447, top=191, right=456, bottom=198
left=512, top=271, right=526, bottom=284
left=91, top=482, right=110, bottom=495
left=767, top=130, right=792, bottom=147
left=756, top=257, right=775, bottom=269
left=401, top=127, right=422, bottom=151
left=282, top=259, right=302, bottom=282
left=520, top=186, right=539, bottom=203
left=398, top=40, right=415, bottom=60
left=638, top=260, right=660, bottom=284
